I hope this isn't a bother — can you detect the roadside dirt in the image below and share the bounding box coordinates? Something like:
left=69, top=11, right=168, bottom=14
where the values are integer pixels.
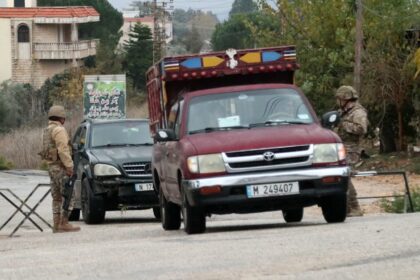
left=353, top=173, right=420, bottom=214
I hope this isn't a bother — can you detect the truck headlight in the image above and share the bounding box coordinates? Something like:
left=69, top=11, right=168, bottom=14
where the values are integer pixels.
left=94, top=164, right=121, bottom=176
left=313, top=144, right=346, bottom=163
left=187, top=154, right=226, bottom=174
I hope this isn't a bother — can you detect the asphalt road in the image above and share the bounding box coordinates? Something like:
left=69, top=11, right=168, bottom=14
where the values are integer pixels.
left=1, top=171, right=420, bottom=280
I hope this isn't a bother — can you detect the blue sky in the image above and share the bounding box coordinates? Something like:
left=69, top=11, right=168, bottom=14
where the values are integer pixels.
left=108, top=0, right=234, bottom=21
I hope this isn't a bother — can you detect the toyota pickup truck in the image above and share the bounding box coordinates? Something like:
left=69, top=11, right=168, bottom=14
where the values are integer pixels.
left=147, top=46, right=349, bottom=234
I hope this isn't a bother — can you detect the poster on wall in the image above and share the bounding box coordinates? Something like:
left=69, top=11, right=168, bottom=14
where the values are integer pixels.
left=83, top=74, right=126, bottom=119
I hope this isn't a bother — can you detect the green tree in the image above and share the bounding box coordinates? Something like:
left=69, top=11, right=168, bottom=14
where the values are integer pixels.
left=172, top=9, right=219, bottom=54
left=229, top=0, right=258, bottom=17
left=123, top=24, right=153, bottom=91
left=183, top=26, right=204, bottom=53
left=211, top=12, right=279, bottom=51
left=0, top=81, right=36, bottom=133
left=256, top=0, right=420, bottom=151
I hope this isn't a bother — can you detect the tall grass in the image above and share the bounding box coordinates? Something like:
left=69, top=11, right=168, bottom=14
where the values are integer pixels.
left=0, top=104, right=148, bottom=169
left=380, top=186, right=420, bottom=213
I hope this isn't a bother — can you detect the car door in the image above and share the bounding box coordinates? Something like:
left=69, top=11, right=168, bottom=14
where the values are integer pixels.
left=72, top=125, right=88, bottom=209
left=165, top=100, right=184, bottom=203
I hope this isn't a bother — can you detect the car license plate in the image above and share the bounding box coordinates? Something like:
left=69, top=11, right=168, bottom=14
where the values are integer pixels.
left=134, top=183, right=154, bottom=192
left=246, top=182, right=299, bottom=198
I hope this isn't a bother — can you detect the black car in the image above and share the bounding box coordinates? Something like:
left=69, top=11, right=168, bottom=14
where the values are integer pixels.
left=70, top=119, right=159, bottom=224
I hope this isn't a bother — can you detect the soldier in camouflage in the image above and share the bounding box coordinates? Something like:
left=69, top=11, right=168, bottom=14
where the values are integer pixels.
left=41, top=105, right=80, bottom=233
left=335, top=86, right=368, bottom=217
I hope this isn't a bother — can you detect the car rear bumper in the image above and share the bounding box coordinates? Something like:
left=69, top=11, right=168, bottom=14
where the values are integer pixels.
left=182, top=166, right=350, bottom=214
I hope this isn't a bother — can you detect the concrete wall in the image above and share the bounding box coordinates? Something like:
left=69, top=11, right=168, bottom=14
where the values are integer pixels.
left=0, top=18, right=12, bottom=83
left=33, top=24, right=59, bottom=43
left=32, top=60, right=76, bottom=88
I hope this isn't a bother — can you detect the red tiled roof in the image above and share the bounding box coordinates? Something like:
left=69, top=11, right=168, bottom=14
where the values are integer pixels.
left=0, top=6, right=99, bottom=18
left=125, top=16, right=154, bottom=23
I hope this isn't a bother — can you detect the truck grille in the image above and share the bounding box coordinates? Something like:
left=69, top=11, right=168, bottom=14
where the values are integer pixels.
left=122, top=162, right=152, bottom=177
left=223, top=145, right=313, bottom=173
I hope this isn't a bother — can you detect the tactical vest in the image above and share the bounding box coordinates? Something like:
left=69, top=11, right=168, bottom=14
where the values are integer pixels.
left=39, top=123, right=59, bottom=162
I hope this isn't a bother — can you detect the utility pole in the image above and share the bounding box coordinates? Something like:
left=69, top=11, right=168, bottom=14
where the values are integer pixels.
left=152, top=0, right=174, bottom=63
left=354, top=0, right=363, bottom=94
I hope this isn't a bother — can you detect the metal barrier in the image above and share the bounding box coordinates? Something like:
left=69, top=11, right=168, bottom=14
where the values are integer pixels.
left=0, top=184, right=52, bottom=237
left=352, top=171, right=414, bottom=213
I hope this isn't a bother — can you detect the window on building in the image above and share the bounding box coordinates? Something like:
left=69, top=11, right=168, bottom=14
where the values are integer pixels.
left=14, top=0, right=25, bottom=7
left=17, top=25, right=29, bottom=43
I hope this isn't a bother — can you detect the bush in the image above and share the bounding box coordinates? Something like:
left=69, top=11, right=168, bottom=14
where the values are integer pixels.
left=380, top=186, right=420, bottom=213
left=0, top=155, right=13, bottom=170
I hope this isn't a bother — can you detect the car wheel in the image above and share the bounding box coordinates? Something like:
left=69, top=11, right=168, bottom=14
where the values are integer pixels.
left=68, top=209, right=80, bottom=221
left=321, top=194, right=347, bottom=223
left=160, top=189, right=181, bottom=230
left=152, top=206, right=161, bottom=220
left=182, top=192, right=206, bottom=234
left=282, top=208, right=304, bottom=223
left=81, top=178, right=106, bottom=224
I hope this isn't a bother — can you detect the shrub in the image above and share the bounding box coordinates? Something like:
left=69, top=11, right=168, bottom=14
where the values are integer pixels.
left=380, top=186, right=420, bottom=213
left=0, top=155, right=13, bottom=170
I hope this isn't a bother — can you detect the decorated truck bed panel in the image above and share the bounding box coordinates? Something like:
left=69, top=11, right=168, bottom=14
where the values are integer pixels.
left=146, top=46, right=299, bottom=134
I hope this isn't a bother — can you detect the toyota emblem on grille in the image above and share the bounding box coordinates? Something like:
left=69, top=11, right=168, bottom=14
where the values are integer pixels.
left=144, top=163, right=151, bottom=173
left=263, top=151, right=275, bottom=161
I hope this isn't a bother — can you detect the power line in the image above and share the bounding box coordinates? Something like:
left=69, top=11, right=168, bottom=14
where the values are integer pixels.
left=152, top=0, right=174, bottom=62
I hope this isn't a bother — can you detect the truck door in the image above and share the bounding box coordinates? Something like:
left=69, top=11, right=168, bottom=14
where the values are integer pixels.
left=165, top=100, right=184, bottom=203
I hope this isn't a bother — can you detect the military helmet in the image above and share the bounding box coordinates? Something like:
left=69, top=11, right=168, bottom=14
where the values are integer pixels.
left=48, top=105, right=66, bottom=118
left=335, top=85, right=358, bottom=100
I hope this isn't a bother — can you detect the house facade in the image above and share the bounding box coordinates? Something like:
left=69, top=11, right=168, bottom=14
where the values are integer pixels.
left=0, top=0, right=99, bottom=88
left=118, top=11, right=173, bottom=49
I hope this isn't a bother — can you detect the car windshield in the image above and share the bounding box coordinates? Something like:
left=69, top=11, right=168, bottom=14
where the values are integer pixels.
left=91, top=121, right=153, bottom=148
left=187, top=88, right=314, bottom=134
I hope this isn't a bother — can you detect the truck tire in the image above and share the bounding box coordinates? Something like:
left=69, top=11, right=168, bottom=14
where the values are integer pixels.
left=160, top=190, right=181, bottom=230
left=152, top=206, right=161, bottom=220
left=321, top=194, right=347, bottom=223
left=182, top=193, right=206, bottom=234
left=68, top=209, right=80, bottom=221
left=81, top=178, right=105, bottom=224
left=282, top=208, right=303, bottom=223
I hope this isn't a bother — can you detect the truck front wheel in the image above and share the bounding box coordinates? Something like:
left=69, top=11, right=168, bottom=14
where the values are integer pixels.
left=160, top=190, right=181, bottom=230
left=182, top=193, right=206, bottom=234
left=321, top=194, right=347, bottom=223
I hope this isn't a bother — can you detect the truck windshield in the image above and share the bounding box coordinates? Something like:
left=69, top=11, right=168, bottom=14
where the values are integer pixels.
left=187, top=88, right=314, bottom=134
left=91, top=121, right=153, bottom=148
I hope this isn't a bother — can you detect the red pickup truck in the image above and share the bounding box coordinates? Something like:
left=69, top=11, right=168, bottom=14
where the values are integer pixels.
left=147, top=46, right=349, bottom=234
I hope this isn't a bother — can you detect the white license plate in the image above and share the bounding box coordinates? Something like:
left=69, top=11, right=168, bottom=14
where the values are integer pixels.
left=246, top=182, right=299, bottom=198
left=134, top=183, right=154, bottom=192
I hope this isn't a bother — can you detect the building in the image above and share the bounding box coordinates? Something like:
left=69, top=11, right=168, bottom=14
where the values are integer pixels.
left=0, top=0, right=100, bottom=88
left=118, top=10, right=173, bottom=49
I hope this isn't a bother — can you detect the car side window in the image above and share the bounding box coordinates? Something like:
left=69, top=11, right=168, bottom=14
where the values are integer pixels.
left=79, top=127, right=87, bottom=148
left=73, top=126, right=87, bottom=150
left=72, top=127, right=82, bottom=146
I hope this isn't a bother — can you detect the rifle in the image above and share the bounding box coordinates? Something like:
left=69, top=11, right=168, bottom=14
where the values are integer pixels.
left=62, top=145, right=79, bottom=212
left=62, top=173, right=77, bottom=212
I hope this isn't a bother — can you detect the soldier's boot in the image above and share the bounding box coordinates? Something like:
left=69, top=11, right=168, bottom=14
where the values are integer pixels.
left=59, top=215, right=81, bottom=232
left=52, top=214, right=63, bottom=233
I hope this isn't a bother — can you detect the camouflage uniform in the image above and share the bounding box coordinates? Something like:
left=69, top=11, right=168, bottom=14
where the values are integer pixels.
left=335, top=86, right=368, bottom=216
left=41, top=106, right=79, bottom=232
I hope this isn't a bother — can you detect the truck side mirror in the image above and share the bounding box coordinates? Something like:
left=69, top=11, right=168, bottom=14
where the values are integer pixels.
left=322, top=111, right=340, bottom=129
left=155, top=129, right=177, bottom=142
